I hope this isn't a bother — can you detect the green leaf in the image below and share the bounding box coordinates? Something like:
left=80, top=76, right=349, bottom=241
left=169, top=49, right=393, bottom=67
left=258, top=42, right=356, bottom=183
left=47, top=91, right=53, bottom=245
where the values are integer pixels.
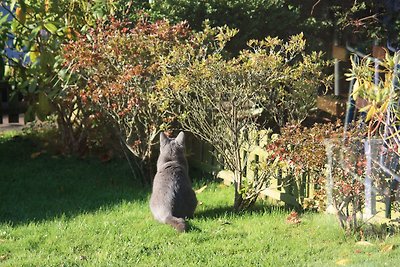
left=10, top=0, right=17, bottom=11
left=31, top=25, right=42, bottom=37
left=365, top=105, right=376, bottom=122
left=351, top=80, right=359, bottom=100
left=359, top=104, right=371, bottom=113
left=44, top=23, right=58, bottom=34
left=29, top=51, right=40, bottom=63
left=0, top=14, right=9, bottom=25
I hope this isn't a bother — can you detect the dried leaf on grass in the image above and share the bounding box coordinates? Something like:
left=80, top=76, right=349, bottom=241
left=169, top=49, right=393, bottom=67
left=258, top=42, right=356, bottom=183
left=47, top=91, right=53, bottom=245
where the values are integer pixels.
left=335, top=258, right=350, bottom=266
left=0, top=255, right=8, bottom=261
left=380, top=244, right=395, bottom=252
left=195, top=185, right=207, bottom=194
left=286, top=211, right=301, bottom=225
left=356, top=241, right=374, bottom=246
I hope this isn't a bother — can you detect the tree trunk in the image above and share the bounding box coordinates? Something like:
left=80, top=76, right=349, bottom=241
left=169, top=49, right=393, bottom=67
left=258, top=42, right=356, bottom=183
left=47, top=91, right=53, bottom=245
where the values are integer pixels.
left=233, top=169, right=244, bottom=211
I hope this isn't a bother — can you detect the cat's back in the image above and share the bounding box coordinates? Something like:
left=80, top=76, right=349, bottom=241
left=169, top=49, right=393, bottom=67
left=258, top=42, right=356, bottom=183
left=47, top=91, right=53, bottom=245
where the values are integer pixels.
left=150, top=132, right=197, bottom=224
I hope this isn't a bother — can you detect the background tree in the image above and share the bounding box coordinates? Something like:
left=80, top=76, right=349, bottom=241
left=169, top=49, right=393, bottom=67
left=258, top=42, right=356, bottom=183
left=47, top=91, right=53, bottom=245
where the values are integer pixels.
left=149, top=0, right=302, bottom=54
left=148, top=0, right=400, bottom=54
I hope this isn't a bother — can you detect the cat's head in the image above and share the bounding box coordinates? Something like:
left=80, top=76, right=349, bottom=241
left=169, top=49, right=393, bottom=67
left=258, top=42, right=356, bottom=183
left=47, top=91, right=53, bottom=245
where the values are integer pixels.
left=158, top=131, right=186, bottom=162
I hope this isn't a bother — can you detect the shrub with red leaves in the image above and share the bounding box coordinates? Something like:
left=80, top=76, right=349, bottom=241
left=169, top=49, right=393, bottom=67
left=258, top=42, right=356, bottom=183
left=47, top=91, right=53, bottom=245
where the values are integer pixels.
left=62, top=18, right=191, bottom=181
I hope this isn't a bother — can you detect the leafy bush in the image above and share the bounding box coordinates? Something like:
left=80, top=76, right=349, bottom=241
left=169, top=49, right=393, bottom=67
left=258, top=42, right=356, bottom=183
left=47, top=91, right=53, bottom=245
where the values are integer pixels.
left=62, top=18, right=191, bottom=181
left=265, top=122, right=343, bottom=210
left=346, top=52, right=400, bottom=157
left=327, top=137, right=366, bottom=233
left=159, top=25, right=330, bottom=210
left=267, top=122, right=375, bottom=233
left=149, top=0, right=394, bottom=54
left=0, top=0, right=151, bottom=154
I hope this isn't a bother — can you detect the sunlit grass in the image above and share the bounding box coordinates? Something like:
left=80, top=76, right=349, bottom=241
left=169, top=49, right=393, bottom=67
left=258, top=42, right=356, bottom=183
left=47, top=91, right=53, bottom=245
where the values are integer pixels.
left=1, top=133, right=400, bottom=266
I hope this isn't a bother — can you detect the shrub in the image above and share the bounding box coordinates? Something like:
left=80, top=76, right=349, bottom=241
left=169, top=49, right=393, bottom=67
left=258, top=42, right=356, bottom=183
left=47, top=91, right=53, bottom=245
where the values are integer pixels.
left=0, top=0, right=152, bottom=155
left=159, top=25, right=330, bottom=210
left=265, top=122, right=343, bottom=210
left=346, top=52, right=400, bottom=157
left=149, top=0, right=301, bottom=54
left=267, top=122, right=374, bottom=233
left=62, top=18, right=191, bottom=181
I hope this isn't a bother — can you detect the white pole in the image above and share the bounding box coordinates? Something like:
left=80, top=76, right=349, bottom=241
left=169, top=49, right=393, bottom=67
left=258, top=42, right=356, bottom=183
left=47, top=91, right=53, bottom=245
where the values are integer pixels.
left=334, top=38, right=340, bottom=96
left=364, top=140, right=376, bottom=219
left=334, top=59, right=340, bottom=96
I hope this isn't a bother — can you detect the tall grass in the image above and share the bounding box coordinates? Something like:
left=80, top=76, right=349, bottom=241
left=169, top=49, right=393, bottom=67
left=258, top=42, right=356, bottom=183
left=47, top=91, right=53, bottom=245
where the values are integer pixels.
left=1, top=133, right=399, bottom=266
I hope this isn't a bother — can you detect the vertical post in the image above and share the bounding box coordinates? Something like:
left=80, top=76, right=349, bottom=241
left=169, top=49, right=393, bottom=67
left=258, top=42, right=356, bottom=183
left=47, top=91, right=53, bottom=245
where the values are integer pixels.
left=334, top=38, right=340, bottom=96
left=344, top=54, right=357, bottom=134
left=364, top=140, right=376, bottom=219
left=325, top=140, right=335, bottom=214
left=374, top=40, right=380, bottom=87
left=334, top=59, right=340, bottom=96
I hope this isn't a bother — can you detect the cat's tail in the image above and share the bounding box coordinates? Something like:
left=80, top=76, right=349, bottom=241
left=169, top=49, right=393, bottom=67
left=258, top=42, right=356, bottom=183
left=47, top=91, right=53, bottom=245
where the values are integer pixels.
left=165, top=216, right=187, bottom=233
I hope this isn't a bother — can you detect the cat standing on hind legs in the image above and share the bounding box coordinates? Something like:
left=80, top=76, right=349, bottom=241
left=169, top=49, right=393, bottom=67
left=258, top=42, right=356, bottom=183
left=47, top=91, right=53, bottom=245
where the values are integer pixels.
left=150, top=132, right=197, bottom=233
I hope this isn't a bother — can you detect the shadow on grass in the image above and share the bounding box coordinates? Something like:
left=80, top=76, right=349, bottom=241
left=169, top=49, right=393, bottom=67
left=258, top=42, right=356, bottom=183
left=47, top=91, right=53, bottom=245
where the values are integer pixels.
left=195, top=202, right=290, bottom=220
left=0, top=135, right=150, bottom=226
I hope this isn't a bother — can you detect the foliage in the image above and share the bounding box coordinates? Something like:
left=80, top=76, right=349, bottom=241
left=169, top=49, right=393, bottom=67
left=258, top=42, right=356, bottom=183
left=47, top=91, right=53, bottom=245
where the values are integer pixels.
left=326, top=133, right=368, bottom=234
left=62, top=18, right=191, bottom=181
left=0, top=0, right=149, bottom=154
left=265, top=122, right=374, bottom=234
left=265, top=122, right=344, bottom=210
left=149, top=0, right=399, bottom=54
left=158, top=25, right=329, bottom=210
left=150, top=0, right=302, bottom=54
left=346, top=51, right=400, bottom=157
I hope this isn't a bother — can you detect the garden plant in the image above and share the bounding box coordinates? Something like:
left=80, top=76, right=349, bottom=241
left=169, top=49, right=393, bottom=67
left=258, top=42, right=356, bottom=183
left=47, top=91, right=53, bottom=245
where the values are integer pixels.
left=1, top=0, right=400, bottom=265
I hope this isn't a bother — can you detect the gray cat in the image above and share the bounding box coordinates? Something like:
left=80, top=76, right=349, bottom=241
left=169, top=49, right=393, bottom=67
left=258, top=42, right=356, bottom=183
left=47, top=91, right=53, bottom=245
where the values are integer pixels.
left=150, top=132, right=197, bottom=232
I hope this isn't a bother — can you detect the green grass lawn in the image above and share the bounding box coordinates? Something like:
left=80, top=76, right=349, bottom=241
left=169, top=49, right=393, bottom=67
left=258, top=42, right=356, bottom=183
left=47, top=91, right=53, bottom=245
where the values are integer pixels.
left=1, top=132, right=400, bottom=266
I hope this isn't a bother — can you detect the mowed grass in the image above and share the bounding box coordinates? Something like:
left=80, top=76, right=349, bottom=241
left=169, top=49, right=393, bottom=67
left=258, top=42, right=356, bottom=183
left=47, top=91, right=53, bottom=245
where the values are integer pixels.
left=1, top=132, right=400, bottom=266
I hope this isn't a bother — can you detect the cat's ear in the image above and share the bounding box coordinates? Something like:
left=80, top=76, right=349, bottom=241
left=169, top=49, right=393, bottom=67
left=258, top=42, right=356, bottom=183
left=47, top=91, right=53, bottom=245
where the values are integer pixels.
left=175, top=131, right=185, bottom=146
left=160, top=132, right=168, bottom=148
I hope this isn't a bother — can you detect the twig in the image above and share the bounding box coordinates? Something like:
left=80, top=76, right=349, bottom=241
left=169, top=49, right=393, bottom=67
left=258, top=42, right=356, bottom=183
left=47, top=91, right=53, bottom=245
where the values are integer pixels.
left=311, top=0, right=322, bottom=15
left=0, top=3, right=31, bottom=31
